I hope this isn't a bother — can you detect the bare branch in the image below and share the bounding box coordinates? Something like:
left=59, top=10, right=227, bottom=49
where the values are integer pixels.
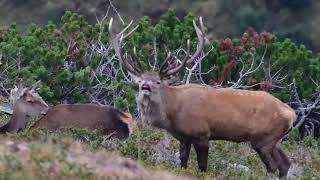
left=184, top=46, right=214, bottom=84
left=288, top=80, right=320, bottom=129
left=228, top=46, right=267, bottom=88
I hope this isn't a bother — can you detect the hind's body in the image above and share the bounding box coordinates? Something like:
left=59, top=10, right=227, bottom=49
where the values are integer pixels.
left=30, top=104, right=136, bottom=139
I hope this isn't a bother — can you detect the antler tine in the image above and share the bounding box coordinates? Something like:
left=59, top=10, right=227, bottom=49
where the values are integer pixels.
left=132, top=47, right=144, bottom=73
left=159, top=51, right=172, bottom=75
left=160, top=16, right=206, bottom=78
left=186, top=16, right=205, bottom=65
left=109, top=18, right=142, bottom=76
left=162, top=39, right=191, bottom=77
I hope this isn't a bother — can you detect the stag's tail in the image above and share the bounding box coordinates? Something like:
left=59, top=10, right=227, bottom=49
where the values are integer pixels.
left=280, top=103, right=297, bottom=136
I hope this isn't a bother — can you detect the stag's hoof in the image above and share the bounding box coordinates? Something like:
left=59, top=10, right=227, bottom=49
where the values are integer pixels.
left=266, top=173, right=278, bottom=180
left=199, top=166, right=207, bottom=172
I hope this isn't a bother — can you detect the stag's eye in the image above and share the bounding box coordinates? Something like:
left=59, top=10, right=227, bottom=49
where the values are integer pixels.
left=156, top=81, right=161, bottom=85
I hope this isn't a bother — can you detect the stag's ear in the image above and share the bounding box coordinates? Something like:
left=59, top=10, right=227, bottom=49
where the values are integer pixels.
left=162, top=75, right=180, bottom=86
left=162, top=79, right=174, bottom=86
left=128, top=72, right=141, bottom=83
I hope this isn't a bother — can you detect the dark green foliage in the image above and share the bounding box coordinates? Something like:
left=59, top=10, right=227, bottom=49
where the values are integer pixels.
left=0, top=10, right=319, bottom=108
left=124, top=9, right=199, bottom=71
left=0, top=12, right=96, bottom=104
left=269, top=39, right=320, bottom=99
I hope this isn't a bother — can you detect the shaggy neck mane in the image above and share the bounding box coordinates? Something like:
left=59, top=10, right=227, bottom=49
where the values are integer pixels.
left=138, top=85, right=173, bottom=129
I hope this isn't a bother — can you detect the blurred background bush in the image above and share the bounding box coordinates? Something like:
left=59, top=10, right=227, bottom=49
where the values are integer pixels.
left=0, top=0, right=319, bottom=51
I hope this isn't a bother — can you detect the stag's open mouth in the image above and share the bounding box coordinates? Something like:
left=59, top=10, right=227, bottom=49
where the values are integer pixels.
left=141, top=84, right=151, bottom=92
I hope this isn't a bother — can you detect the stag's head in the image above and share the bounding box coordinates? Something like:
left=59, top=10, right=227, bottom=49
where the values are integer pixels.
left=109, top=17, right=206, bottom=100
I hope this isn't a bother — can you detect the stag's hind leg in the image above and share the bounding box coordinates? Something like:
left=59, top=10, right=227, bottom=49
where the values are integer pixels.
left=272, top=145, right=291, bottom=179
left=251, top=142, right=278, bottom=176
left=179, top=140, right=191, bottom=168
left=193, top=141, right=209, bottom=172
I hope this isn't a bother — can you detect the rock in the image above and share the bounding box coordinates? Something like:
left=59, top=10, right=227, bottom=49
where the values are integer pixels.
left=287, top=163, right=303, bottom=178
left=230, top=163, right=250, bottom=172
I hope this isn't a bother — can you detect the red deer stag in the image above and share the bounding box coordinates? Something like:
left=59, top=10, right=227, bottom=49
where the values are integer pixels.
left=109, top=17, right=297, bottom=178
left=30, top=104, right=137, bottom=139
left=0, top=85, right=49, bottom=133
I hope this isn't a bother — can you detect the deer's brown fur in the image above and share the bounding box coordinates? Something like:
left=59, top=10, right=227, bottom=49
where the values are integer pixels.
left=0, top=87, right=49, bottom=133
left=30, top=104, right=137, bottom=139
left=163, top=85, right=295, bottom=141
left=140, top=81, right=296, bottom=141
left=134, top=73, right=296, bottom=178
left=109, top=16, right=297, bottom=178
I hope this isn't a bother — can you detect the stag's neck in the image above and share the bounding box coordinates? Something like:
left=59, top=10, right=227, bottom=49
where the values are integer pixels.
left=137, top=86, right=175, bottom=130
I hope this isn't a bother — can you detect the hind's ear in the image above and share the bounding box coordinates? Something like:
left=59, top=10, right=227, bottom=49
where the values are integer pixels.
left=15, top=87, right=29, bottom=99
left=31, top=80, right=41, bottom=91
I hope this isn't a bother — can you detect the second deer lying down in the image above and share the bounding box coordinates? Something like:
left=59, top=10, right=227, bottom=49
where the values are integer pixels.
left=0, top=85, right=136, bottom=139
left=110, top=17, right=297, bottom=178
left=30, top=104, right=137, bottom=139
left=0, top=86, right=49, bottom=133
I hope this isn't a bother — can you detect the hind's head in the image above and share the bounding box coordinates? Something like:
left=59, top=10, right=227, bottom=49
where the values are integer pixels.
left=9, top=84, right=49, bottom=133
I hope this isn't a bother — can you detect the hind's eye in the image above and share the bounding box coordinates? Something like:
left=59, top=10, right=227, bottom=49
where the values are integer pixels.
left=156, top=81, right=161, bottom=84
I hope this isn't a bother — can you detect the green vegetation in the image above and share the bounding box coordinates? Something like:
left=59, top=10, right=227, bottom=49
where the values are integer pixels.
left=1, top=0, right=320, bottom=51
left=1, top=10, right=319, bottom=106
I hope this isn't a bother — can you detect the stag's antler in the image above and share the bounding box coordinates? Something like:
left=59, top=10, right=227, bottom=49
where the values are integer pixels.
left=159, top=16, right=206, bottom=78
left=108, top=18, right=141, bottom=76
left=31, top=80, right=42, bottom=91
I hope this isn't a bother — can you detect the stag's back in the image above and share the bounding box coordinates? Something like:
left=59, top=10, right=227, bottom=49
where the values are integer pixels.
left=164, top=85, right=296, bottom=141
left=30, top=104, right=136, bottom=139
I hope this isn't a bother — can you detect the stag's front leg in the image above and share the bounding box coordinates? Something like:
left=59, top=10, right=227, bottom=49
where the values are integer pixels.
left=179, top=140, right=191, bottom=168
left=193, top=141, right=209, bottom=172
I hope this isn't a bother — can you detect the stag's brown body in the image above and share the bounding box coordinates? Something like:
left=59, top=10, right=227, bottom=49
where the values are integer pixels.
left=137, top=79, right=296, bottom=178
left=109, top=16, right=296, bottom=178
left=30, top=104, right=136, bottom=139
left=143, top=85, right=296, bottom=142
